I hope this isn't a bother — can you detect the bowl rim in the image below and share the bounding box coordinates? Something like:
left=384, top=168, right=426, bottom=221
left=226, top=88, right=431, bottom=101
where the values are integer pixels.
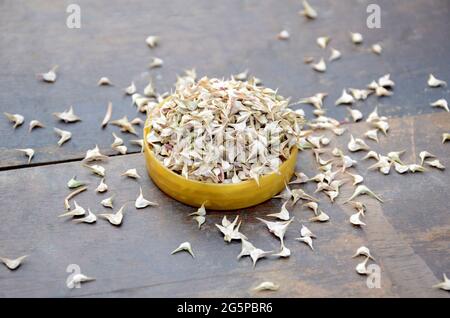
left=143, top=99, right=298, bottom=188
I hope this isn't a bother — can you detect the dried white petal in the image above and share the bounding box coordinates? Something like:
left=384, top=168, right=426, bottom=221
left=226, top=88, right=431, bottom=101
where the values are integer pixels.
left=333, top=127, right=346, bottom=136
left=345, top=185, right=383, bottom=203
left=316, top=36, right=330, bottom=49
left=419, top=151, right=435, bottom=165
left=366, top=106, right=380, bottom=123
left=273, top=242, right=291, bottom=258
left=253, top=282, right=280, bottom=292
left=349, top=88, right=372, bottom=100
left=425, top=159, right=445, bottom=170
left=216, top=216, right=247, bottom=243
left=145, top=35, right=159, bottom=48
left=83, top=164, right=105, bottom=177
left=130, top=139, right=144, bottom=153
left=28, top=120, right=45, bottom=132
left=111, top=133, right=124, bottom=148
left=83, top=145, right=108, bottom=162
left=348, top=135, right=370, bottom=152
left=300, top=0, right=317, bottom=19
left=135, top=187, right=158, bottom=208
left=300, top=224, right=316, bottom=238
left=433, top=274, right=450, bottom=291
left=346, top=172, right=363, bottom=185
left=348, top=108, right=362, bottom=122
left=95, top=178, right=108, bottom=193
left=67, top=176, right=85, bottom=189
left=428, top=74, right=447, bottom=88
left=350, top=32, right=363, bottom=44
left=303, top=201, right=319, bottom=215
left=295, top=236, right=314, bottom=250
left=144, top=80, right=156, bottom=97
left=267, top=201, right=290, bottom=221
left=149, top=57, right=163, bottom=68
left=362, top=151, right=379, bottom=161
left=257, top=217, right=294, bottom=244
left=442, top=133, right=450, bottom=143
left=193, top=215, right=206, bottom=229
left=387, top=150, right=405, bottom=164
left=171, top=242, right=195, bottom=258
left=378, top=74, right=395, bottom=88
left=73, top=208, right=97, bottom=224
left=329, top=48, right=341, bottom=61
left=340, top=154, right=357, bottom=172
left=122, top=168, right=141, bottom=179
left=353, top=246, right=375, bottom=260
left=250, top=248, right=272, bottom=268
left=97, top=77, right=112, bottom=86
left=335, top=89, right=355, bottom=105
left=38, top=65, right=58, bottom=83
left=378, top=74, right=395, bottom=87
left=101, top=196, right=114, bottom=209
left=371, top=43, right=382, bottom=55
left=350, top=211, right=366, bottom=226
left=0, top=255, right=28, bottom=270
left=125, top=82, right=137, bottom=95
left=130, top=117, right=144, bottom=125
left=59, top=200, right=86, bottom=217
left=321, top=137, right=330, bottom=145
left=54, top=127, right=72, bottom=146
left=430, top=99, right=449, bottom=112
left=289, top=172, right=309, bottom=184
left=298, top=93, right=327, bottom=109
left=53, top=106, right=81, bottom=123
left=368, top=157, right=391, bottom=174
left=16, top=148, right=34, bottom=164
left=312, top=58, right=326, bottom=72
left=66, top=273, right=95, bottom=288
left=234, top=70, right=248, bottom=81
left=375, top=85, right=393, bottom=97
left=309, top=210, right=329, bottom=222
left=408, top=164, right=426, bottom=173
left=4, top=112, right=24, bottom=128
left=100, top=205, right=125, bottom=226
left=237, top=239, right=256, bottom=260
left=291, top=188, right=319, bottom=203
left=113, top=145, right=127, bottom=155
left=110, top=116, right=138, bottom=135
left=364, top=129, right=379, bottom=143
left=373, top=120, right=390, bottom=135
left=394, top=162, right=409, bottom=174
left=277, top=30, right=290, bottom=40
left=101, top=102, right=113, bottom=128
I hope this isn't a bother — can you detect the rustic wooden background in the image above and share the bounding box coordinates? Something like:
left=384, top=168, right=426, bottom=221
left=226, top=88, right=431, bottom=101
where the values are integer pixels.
left=0, top=0, right=449, bottom=297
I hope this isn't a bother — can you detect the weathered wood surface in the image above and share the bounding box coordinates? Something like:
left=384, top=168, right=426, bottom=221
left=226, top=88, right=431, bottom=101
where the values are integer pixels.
left=1, top=0, right=449, bottom=168
left=0, top=112, right=448, bottom=297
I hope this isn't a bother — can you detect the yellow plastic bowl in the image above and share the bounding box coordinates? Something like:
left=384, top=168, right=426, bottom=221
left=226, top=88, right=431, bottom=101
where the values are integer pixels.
left=143, top=109, right=298, bottom=210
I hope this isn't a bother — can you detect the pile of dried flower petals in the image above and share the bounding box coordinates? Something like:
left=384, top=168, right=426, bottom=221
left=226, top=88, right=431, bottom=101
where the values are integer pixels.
left=145, top=75, right=305, bottom=183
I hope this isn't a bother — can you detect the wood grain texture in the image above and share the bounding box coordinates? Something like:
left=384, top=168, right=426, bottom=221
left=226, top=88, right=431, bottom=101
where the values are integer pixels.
left=0, top=112, right=448, bottom=297
left=1, top=0, right=449, bottom=168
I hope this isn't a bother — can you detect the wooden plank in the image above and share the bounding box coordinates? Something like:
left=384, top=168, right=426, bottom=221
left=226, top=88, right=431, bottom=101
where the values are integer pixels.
left=1, top=0, right=449, bottom=168
left=0, top=112, right=448, bottom=297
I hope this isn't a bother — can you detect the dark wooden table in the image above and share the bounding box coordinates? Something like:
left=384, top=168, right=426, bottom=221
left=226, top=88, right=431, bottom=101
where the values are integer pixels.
left=0, top=0, right=449, bottom=297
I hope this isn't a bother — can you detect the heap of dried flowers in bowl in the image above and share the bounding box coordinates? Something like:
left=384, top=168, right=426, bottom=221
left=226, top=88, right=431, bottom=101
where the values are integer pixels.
left=143, top=73, right=305, bottom=210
